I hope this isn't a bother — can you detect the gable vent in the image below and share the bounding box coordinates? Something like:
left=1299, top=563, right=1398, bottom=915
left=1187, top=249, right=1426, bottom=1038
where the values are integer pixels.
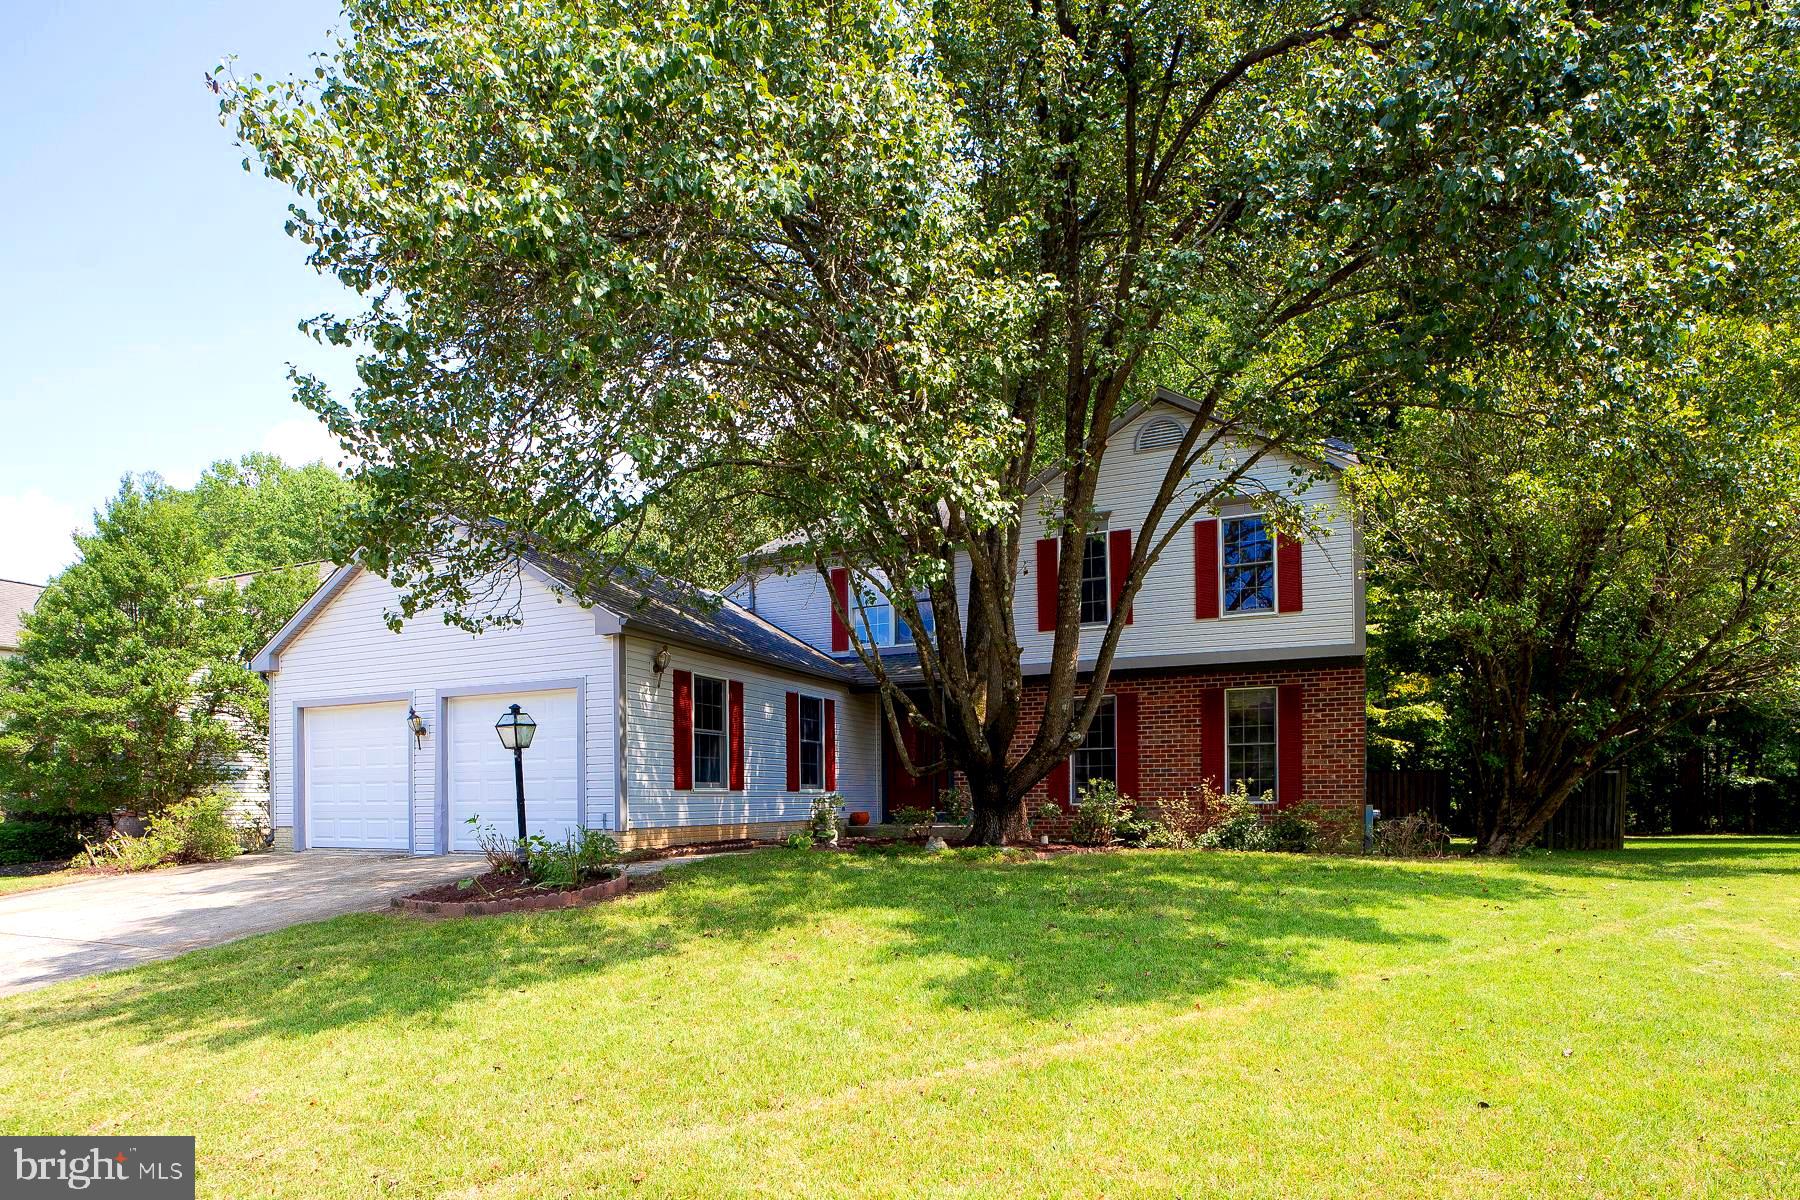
left=1134, top=416, right=1186, bottom=452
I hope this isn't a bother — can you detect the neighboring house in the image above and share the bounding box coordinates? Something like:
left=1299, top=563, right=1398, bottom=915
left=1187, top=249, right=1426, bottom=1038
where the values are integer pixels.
left=0, top=578, right=45, bottom=661
left=211, top=562, right=338, bottom=836
left=253, top=390, right=1366, bottom=853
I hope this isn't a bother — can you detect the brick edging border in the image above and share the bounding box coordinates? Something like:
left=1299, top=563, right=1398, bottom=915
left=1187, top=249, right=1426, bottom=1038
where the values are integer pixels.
left=392, top=872, right=628, bottom=917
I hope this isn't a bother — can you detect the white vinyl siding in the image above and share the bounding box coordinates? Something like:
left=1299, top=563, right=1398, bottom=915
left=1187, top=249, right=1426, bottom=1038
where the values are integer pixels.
left=621, top=636, right=878, bottom=829
left=1012, top=406, right=1358, bottom=666
left=736, top=404, right=1358, bottom=668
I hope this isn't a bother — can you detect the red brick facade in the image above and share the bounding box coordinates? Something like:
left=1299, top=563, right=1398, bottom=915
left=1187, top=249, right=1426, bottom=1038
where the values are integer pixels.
left=1011, top=658, right=1366, bottom=824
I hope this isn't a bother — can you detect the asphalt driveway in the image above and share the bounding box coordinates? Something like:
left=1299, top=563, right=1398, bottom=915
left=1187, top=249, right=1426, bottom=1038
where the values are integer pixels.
left=0, top=851, right=480, bottom=997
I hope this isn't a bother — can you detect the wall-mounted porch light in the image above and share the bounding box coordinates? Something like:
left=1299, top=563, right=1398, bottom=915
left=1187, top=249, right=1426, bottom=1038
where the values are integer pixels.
left=407, top=705, right=429, bottom=747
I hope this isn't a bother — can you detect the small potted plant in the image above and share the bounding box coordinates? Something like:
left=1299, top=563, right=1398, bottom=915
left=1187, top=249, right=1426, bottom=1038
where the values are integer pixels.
left=1034, top=801, right=1062, bottom=846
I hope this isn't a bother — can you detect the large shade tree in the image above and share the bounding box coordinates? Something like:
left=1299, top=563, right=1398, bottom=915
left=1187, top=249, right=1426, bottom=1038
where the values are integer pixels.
left=222, top=0, right=1798, bottom=842
left=1358, top=325, right=1800, bottom=854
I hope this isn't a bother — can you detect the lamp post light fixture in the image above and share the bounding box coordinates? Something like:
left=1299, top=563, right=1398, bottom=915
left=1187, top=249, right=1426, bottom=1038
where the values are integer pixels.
left=493, top=703, right=537, bottom=858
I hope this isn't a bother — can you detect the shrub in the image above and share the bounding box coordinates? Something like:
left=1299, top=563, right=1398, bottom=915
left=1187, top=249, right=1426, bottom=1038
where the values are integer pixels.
left=73, top=793, right=242, bottom=870
left=465, top=815, right=521, bottom=873
left=939, top=786, right=972, bottom=825
left=809, top=794, right=843, bottom=843
left=1032, top=801, right=1063, bottom=832
left=1112, top=807, right=1163, bottom=847
left=1373, top=812, right=1453, bottom=858
left=1070, top=780, right=1128, bottom=847
left=522, top=827, right=620, bottom=887
left=157, top=794, right=241, bottom=863
left=782, top=831, right=813, bottom=850
left=0, top=818, right=84, bottom=866
left=1195, top=784, right=1319, bottom=853
left=891, top=806, right=934, bottom=837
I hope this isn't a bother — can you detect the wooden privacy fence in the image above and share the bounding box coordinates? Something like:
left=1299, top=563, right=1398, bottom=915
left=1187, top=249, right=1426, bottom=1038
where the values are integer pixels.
left=1537, top=769, right=1628, bottom=851
left=1366, top=769, right=1449, bottom=823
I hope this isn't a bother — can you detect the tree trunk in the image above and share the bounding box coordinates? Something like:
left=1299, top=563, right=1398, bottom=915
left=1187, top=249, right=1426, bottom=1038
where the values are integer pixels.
left=963, top=776, right=1028, bottom=846
left=1473, top=774, right=1584, bottom=854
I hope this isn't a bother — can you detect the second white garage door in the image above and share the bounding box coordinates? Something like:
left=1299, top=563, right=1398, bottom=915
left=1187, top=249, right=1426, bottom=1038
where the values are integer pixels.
left=446, top=688, right=582, bottom=851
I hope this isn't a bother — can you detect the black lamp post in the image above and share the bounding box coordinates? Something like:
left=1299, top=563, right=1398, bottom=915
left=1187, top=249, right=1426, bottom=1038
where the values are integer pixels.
left=493, top=703, right=537, bottom=857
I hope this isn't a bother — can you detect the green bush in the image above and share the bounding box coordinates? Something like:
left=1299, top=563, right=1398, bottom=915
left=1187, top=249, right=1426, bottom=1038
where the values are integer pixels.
left=891, top=806, right=934, bottom=836
left=939, top=786, right=972, bottom=825
left=157, top=794, right=242, bottom=863
left=0, top=818, right=84, bottom=866
left=1196, top=783, right=1318, bottom=853
left=523, top=827, right=620, bottom=886
left=782, top=831, right=813, bottom=850
left=1070, top=780, right=1128, bottom=846
left=74, top=793, right=243, bottom=870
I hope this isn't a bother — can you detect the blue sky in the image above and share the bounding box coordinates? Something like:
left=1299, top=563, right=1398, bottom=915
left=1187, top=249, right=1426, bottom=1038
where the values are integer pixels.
left=0, top=0, right=361, bottom=584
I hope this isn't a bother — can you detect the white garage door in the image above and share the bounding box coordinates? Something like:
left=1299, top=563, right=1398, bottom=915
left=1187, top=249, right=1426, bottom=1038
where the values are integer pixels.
left=303, top=701, right=411, bottom=850
left=447, top=689, right=581, bottom=852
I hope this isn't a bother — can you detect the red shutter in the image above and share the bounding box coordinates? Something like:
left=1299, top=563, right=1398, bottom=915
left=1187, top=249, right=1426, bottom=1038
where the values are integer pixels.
left=1108, top=529, right=1133, bottom=624
left=1199, top=686, right=1225, bottom=793
left=784, top=691, right=801, bottom=791
left=1035, top=538, right=1060, bottom=632
left=1277, top=684, right=1304, bottom=807
left=1046, top=757, right=1071, bottom=810
left=830, top=567, right=850, bottom=651
left=1116, top=691, right=1141, bottom=803
left=824, top=698, right=838, bottom=790
left=1194, top=520, right=1221, bottom=620
left=1277, top=534, right=1304, bottom=613
left=672, top=669, right=693, bottom=791
left=728, top=679, right=745, bottom=791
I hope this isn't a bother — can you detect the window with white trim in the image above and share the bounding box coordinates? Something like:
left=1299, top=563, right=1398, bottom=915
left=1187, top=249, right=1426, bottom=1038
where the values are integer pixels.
left=693, top=674, right=729, bottom=790
left=1226, top=687, right=1278, bottom=801
left=797, top=694, right=825, bottom=790
left=1222, top=514, right=1275, bottom=614
left=1078, top=532, right=1109, bottom=624
left=1072, top=697, right=1117, bottom=795
left=861, top=595, right=936, bottom=647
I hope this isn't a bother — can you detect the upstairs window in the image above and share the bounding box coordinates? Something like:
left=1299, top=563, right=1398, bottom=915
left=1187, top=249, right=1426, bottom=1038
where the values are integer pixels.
left=1226, top=687, right=1278, bottom=801
left=1222, top=515, right=1275, bottom=613
left=859, top=600, right=893, bottom=648
left=1078, top=532, right=1110, bottom=624
left=797, top=694, right=825, bottom=790
left=894, top=597, right=935, bottom=645
left=861, top=595, right=935, bottom=647
left=692, top=675, right=728, bottom=790
left=1072, top=697, right=1117, bottom=794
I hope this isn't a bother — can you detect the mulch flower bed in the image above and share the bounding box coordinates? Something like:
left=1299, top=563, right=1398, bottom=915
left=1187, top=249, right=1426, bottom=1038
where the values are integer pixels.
left=394, top=869, right=628, bottom=917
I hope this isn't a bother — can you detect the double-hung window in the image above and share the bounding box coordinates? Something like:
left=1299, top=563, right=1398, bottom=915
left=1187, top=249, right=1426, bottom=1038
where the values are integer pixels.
left=863, top=595, right=936, bottom=647
left=692, top=675, right=729, bottom=790
left=1078, top=532, right=1110, bottom=624
left=894, top=597, right=934, bottom=644
left=797, top=694, right=825, bottom=790
left=1222, top=514, right=1275, bottom=614
left=1226, top=687, right=1278, bottom=801
left=1071, top=697, right=1117, bottom=795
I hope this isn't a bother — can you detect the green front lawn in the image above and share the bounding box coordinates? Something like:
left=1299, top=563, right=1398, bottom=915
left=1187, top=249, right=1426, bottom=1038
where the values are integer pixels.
left=1, top=838, right=1794, bottom=1198
left=0, top=868, right=80, bottom=897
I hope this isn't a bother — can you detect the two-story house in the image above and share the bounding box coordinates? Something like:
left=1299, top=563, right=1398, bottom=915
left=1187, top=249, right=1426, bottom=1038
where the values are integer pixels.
left=253, top=391, right=1365, bottom=852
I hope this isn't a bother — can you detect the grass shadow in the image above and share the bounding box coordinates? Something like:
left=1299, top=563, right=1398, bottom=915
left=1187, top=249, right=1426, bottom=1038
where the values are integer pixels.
left=1, top=846, right=1573, bottom=1049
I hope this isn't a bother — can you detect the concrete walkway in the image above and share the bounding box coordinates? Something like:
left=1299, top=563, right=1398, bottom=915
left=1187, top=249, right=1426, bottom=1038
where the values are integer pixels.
left=0, top=851, right=480, bottom=997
